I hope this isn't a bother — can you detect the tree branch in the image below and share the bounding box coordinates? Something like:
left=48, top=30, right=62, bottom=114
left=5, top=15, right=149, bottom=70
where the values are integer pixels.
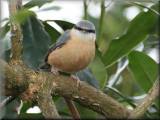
left=9, top=0, right=23, bottom=61
left=128, top=79, right=159, bottom=118
left=52, top=75, right=130, bottom=118
left=97, top=0, right=105, bottom=43
left=0, top=59, right=130, bottom=118
left=64, top=97, right=80, bottom=119
left=2, top=54, right=158, bottom=118
left=37, top=71, right=61, bottom=118
left=83, top=0, right=88, bottom=20
left=7, top=1, right=60, bottom=118
left=37, top=93, right=60, bottom=118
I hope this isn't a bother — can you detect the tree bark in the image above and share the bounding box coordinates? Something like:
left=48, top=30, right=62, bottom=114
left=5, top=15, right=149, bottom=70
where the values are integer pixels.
left=9, top=0, right=23, bottom=61
left=1, top=59, right=130, bottom=118
left=128, top=79, right=159, bottom=118
left=7, top=0, right=60, bottom=118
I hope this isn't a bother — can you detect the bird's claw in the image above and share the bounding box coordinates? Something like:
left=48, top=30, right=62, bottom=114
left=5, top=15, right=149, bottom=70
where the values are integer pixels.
left=71, top=75, right=80, bottom=88
left=51, top=67, right=59, bottom=75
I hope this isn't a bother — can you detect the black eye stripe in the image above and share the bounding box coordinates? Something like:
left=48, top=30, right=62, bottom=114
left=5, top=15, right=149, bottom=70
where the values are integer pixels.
left=74, top=26, right=95, bottom=33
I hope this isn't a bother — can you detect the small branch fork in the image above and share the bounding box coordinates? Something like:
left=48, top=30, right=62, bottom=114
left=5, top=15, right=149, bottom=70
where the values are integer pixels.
left=37, top=72, right=60, bottom=118
left=37, top=93, right=60, bottom=118
left=128, top=79, right=159, bottom=118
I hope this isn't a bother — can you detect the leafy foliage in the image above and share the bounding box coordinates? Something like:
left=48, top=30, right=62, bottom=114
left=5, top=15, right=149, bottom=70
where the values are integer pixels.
left=1, top=0, right=159, bottom=119
left=22, top=16, right=51, bottom=69
left=23, top=0, right=53, bottom=9
left=128, top=51, right=158, bottom=92
left=42, top=21, right=60, bottom=43
left=102, top=8, right=157, bottom=67
left=10, top=9, right=36, bottom=24
left=54, top=20, right=74, bottom=30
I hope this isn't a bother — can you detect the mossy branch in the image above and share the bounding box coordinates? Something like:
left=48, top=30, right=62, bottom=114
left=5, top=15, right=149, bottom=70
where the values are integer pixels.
left=1, top=58, right=158, bottom=118
left=83, top=0, right=88, bottom=20
left=7, top=0, right=60, bottom=118
left=1, top=59, right=129, bottom=118
left=128, top=79, right=159, bottom=118
left=97, top=0, right=105, bottom=43
left=9, top=0, right=23, bottom=61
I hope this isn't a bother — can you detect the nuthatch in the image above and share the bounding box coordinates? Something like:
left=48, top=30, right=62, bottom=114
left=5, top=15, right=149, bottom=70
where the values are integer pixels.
left=40, top=20, right=96, bottom=119
left=41, top=20, right=96, bottom=75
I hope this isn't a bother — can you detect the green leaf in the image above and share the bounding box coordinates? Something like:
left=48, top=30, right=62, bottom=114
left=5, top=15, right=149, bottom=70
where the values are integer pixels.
left=102, top=6, right=157, bottom=67
left=20, top=102, right=33, bottom=113
left=18, top=113, right=44, bottom=119
left=10, top=9, right=36, bottom=24
left=54, top=20, right=74, bottom=31
left=39, top=6, right=61, bottom=11
left=44, top=20, right=74, bottom=31
left=3, top=49, right=11, bottom=62
left=22, top=16, right=51, bottom=69
left=104, top=86, right=136, bottom=108
left=89, top=50, right=107, bottom=89
left=130, top=2, right=159, bottom=16
left=42, top=22, right=61, bottom=43
left=3, top=98, right=20, bottom=119
left=128, top=51, right=158, bottom=92
left=0, top=22, right=10, bottom=39
left=23, top=0, right=53, bottom=9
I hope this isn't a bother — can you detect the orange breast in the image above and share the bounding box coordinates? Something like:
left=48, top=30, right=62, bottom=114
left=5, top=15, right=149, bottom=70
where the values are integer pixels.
left=47, top=37, right=95, bottom=73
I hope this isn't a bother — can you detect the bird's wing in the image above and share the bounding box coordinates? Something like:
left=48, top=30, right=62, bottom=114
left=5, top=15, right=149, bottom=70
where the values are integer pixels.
left=44, top=30, right=71, bottom=62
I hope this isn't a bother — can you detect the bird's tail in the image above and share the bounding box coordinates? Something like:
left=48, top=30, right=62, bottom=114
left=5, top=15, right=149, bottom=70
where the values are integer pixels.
left=39, top=62, right=51, bottom=72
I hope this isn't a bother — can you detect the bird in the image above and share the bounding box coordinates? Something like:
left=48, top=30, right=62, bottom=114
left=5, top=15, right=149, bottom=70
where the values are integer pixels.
left=40, top=20, right=96, bottom=76
left=40, top=20, right=96, bottom=119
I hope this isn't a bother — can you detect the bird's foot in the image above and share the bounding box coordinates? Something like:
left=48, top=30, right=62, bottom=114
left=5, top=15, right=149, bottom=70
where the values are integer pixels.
left=71, top=75, right=79, bottom=80
left=51, top=67, right=59, bottom=75
left=71, top=75, right=80, bottom=88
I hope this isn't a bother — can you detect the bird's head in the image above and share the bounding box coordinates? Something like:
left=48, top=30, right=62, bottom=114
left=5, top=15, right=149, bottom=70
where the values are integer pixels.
left=72, top=20, right=96, bottom=41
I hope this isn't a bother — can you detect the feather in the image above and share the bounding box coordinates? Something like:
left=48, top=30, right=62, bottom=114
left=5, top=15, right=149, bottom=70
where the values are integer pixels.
left=39, top=30, right=71, bottom=70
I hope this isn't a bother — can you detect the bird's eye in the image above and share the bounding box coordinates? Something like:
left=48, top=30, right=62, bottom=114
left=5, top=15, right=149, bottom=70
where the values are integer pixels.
left=74, top=25, right=95, bottom=33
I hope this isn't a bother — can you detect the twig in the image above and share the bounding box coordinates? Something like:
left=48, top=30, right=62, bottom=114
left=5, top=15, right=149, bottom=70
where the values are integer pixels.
left=128, top=79, right=159, bottom=118
left=105, top=0, right=113, bottom=8
left=83, top=0, right=88, bottom=20
left=0, top=0, right=1, bottom=23
left=124, top=0, right=158, bottom=4
left=127, top=1, right=160, bottom=16
left=8, top=0, right=23, bottom=61
left=37, top=72, right=61, bottom=118
left=37, top=93, right=60, bottom=118
left=97, top=0, right=105, bottom=43
left=64, top=97, right=80, bottom=119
